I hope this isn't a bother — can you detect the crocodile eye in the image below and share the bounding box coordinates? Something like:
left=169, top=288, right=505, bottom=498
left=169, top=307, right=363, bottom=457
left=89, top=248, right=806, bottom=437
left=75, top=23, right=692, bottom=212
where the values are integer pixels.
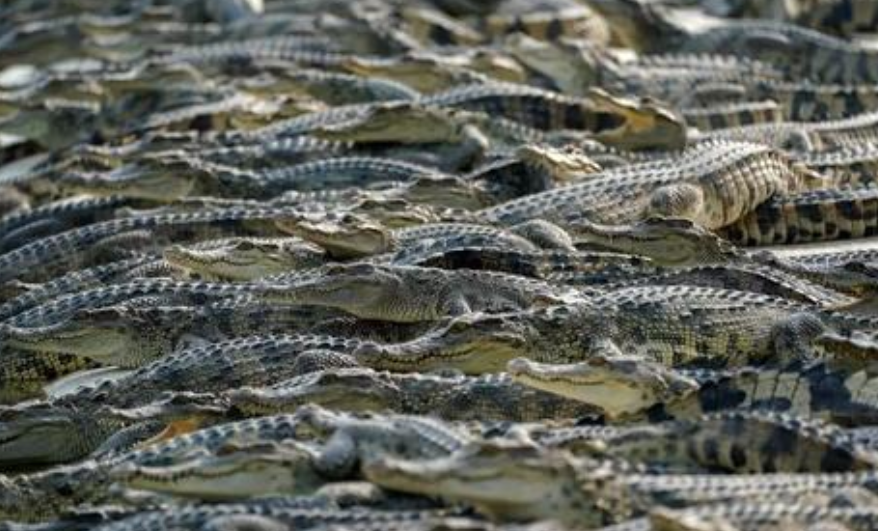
left=234, top=241, right=259, bottom=251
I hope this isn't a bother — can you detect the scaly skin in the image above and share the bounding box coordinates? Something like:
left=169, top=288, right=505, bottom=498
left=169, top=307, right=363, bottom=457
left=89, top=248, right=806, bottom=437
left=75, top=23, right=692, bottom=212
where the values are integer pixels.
left=476, top=0, right=610, bottom=43
left=537, top=410, right=877, bottom=473
left=277, top=214, right=546, bottom=258
left=107, top=439, right=326, bottom=501
left=403, top=245, right=650, bottom=279
left=421, top=285, right=865, bottom=370
left=477, top=140, right=827, bottom=230
left=363, top=439, right=878, bottom=527
left=227, top=366, right=598, bottom=421
left=717, top=185, right=878, bottom=246
left=57, top=156, right=453, bottom=202
left=796, top=143, right=878, bottom=187
left=682, top=100, right=783, bottom=131
left=0, top=320, right=538, bottom=466
left=91, top=502, right=451, bottom=531
left=563, top=216, right=878, bottom=297
left=0, top=195, right=135, bottom=252
left=418, top=82, right=686, bottom=150
left=571, top=217, right=739, bottom=267
left=110, top=405, right=471, bottom=499
left=0, top=206, right=303, bottom=283
left=699, top=111, right=878, bottom=151
left=679, top=19, right=878, bottom=85
left=258, top=263, right=586, bottom=322
left=164, top=236, right=327, bottom=280
left=2, top=302, right=340, bottom=367
left=738, top=79, right=878, bottom=122
left=508, top=354, right=878, bottom=425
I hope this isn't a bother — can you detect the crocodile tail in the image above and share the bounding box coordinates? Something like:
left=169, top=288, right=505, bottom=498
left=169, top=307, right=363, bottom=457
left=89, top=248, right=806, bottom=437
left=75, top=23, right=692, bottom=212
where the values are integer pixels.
left=817, top=307, right=878, bottom=335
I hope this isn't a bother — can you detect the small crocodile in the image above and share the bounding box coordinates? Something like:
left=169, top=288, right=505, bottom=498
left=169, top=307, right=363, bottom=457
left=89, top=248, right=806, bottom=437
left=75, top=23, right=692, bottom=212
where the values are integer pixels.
left=682, top=100, right=783, bottom=131
left=717, top=185, right=878, bottom=246
left=364, top=438, right=878, bottom=527
left=536, top=410, right=876, bottom=473
left=164, top=236, right=327, bottom=280
left=477, top=140, right=826, bottom=230
left=2, top=302, right=343, bottom=367
left=277, top=214, right=565, bottom=258
left=507, top=350, right=878, bottom=424
left=418, top=82, right=687, bottom=150
left=698, top=111, right=878, bottom=151
left=374, top=285, right=876, bottom=369
left=227, top=366, right=598, bottom=421
left=258, top=263, right=586, bottom=322
left=567, top=216, right=878, bottom=297
left=0, top=205, right=306, bottom=283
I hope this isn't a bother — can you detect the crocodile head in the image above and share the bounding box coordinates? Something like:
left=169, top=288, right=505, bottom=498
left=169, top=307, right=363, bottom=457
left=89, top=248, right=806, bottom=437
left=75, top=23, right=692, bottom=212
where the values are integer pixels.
left=507, top=355, right=698, bottom=419
left=3, top=306, right=174, bottom=366
left=164, top=237, right=326, bottom=280
left=363, top=440, right=606, bottom=525
left=0, top=98, right=98, bottom=149
left=585, top=88, right=686, bottom=151
left=0, top=403, right=96, bottom=468
left=262, top=263, right=404, bottom=319
left=359, top=312, right=532, bottom=374
left=516, top=143, right=602, bottom=183
left=229, top=368, right=402, bottom=415
left=313, top=101, right=467, bottom=144
left=588, top=0, right=678, bottom=51
left=571, top=217, right=738, bottom=266
left=112, top=440, right=324, bottom=501
left=276, top=212, right=390, bottom=258
left=59, top=158, right=203, bottom=201
left=401, top=174, right=488, bottom=210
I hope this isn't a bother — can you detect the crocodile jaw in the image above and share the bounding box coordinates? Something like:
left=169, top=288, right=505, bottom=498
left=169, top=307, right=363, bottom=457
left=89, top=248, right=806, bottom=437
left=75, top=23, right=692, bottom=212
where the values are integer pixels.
left=507, top=357, right=667, bottom=418
left=0, top=414, right=79, bottom=467
left=363, top=454, right=576, bottom=522
left=114, top=451, right=323, bottom=501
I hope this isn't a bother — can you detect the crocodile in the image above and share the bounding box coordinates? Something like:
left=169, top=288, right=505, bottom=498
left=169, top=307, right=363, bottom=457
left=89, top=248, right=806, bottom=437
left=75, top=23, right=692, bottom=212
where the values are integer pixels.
left=227, top=366, right=598, bottom=421
left=720, top=79, right=878, bottom=122
left=108, top=405, right=472, bottom=499
left=589, top=0, right=878, bottom=84
left=0, top=205, right=303, bottom=283
left=2, top=302, right=345, bottom=367
left=363, top=438, right=878, bottom=527
left=677, top=19, right=878, bottom=85
left=0, top=255, right=161, bottom=322
left=257, top=263, right=587, bottom=322
left=476, top=0, right=611, bottom=43
left=535, top=410, right=876, bottom=473
left=682, top=100, right=784, bottom=131
left=418, top=82, right=687, bottom=151
left=352, top=285, right=876, bottom=369
left=697, top=111, right=878, bottom=151
left=476, top=140, right=827, bottom=230
left=0, top=319, right=546, bottom=466
left=401, top=245, right=649, bottom=279
left=339, top=49, right=525, bottom=93
left=276, top=213, right=564, bottom=258
left=90, top=502, right=455, bottom=531
left=565, top=216, right=878, bottom=297
left=717, top=185, right=878, bottom=246
left=55, top=156, right=462, bottom=202
left=0, top=408, right=466, bottom=521
left=0, top=195, right=136, bottom=252
left=164, top=236, right=327, bottom=280
left=796, top=143, right=878, bottom=187
left=248, top=67, right=421, bottom=105
left=507, top=352, right=878, bottom=424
